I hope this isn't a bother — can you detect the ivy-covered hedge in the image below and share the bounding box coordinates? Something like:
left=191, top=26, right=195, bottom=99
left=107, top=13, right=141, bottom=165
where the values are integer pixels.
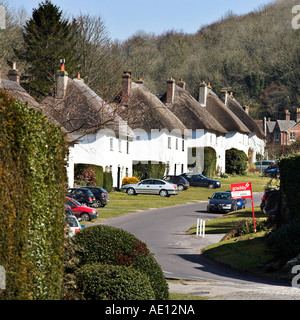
left=75, top=264, right=155, bottom=300
left=133, top=161, right=166, bottom=180
left=74, top=225, right=169, bottom=300
left=203, top=147, right=217, bottom=178
left=0, top=90, right=67, bottom=300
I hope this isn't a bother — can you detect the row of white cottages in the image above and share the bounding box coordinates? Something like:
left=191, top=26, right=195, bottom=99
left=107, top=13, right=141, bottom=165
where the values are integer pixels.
left=1, top=66, right=265, bottom=189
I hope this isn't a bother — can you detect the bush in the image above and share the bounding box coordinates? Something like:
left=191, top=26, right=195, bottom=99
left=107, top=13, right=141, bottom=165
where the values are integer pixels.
left=75, top=264, right=155, bottom=300
left=234, top=219, right=268, bottom=236
left=103, top=171, right=113, bottom=192
left=270, top=219, right=300, bottom=258
left=226, top=148, right=248, bottom=175
left=74, top=225, right=169, bottom=300
left=122, top=177, right=140, bottom=186
left=0, top=90, right=66, bottom=299
left=203, top=147, right=217, bottom=178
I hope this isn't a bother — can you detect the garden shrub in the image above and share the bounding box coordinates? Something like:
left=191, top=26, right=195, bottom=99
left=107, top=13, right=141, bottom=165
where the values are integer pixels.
left=103, top=171, right=113, bottom=192
left=74, top=225, right=169, bottom=300
left=75, top=264, right=155, bottom=300
left=122, top=177, right=140, bottom=186
left=0, top=90, right=66, bottom=299
left=270, top=219, right=300, bottom=258
left=226, top=148, right=248, bottom=175
left=203, top=147, right=217, bottom=178
left=133, top=161, right=166, bottom=180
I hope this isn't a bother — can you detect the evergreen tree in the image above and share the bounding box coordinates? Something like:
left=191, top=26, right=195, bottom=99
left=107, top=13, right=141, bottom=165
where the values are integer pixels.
left=16, top=1, right=78, bottom=100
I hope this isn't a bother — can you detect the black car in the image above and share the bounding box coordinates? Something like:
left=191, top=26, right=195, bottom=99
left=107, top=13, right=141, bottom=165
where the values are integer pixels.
left=180, top=173, right=221, bottom=189
left=260, top=188, right=279, bottom=216
left=67, top=188, right=96, bottom=207
left=207, top=191, right=245, bottom=213
left=84, top=186, right=110, bottom=207
left=163, top=175, right=190, bottom=191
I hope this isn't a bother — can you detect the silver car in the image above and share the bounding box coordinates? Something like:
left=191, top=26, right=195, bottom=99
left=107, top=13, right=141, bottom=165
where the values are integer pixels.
left=121, top=179, right=178, bottom=197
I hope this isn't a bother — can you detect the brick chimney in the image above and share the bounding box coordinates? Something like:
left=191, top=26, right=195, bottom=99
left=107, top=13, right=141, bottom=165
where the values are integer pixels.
left=56, top=59, right=68, bottom=99
left=8, top=62, right=20, bottom=84
left=296, top=108, right=300, bottom=123
left=219, top=89, right=228, bottom=106
left=166, top=77, right=175, bottom=105
left=285, top=109, right=290, bottom=121
left=122, top=71, right=131, bottom=104
left=177, top=78, right=186, bottom=90
left=199, top=82, right=207, bottom=107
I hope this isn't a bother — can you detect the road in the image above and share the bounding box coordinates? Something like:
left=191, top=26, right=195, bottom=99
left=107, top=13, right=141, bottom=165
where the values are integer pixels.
left=100, top=192, right=300, bottom=299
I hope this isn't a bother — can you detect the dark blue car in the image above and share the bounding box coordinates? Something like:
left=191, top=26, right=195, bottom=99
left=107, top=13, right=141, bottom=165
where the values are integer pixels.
left=207, top=191, right=246, bottom=213
left=180, top=173, right=221, bottom=189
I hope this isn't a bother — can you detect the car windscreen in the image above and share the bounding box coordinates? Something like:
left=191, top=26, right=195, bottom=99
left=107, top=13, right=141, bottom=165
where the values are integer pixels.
left=212, top=193, right=231, bottom=200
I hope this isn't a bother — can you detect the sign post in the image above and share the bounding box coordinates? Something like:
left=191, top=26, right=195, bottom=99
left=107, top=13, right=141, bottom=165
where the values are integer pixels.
left=231, top=182, right=256, bottom=232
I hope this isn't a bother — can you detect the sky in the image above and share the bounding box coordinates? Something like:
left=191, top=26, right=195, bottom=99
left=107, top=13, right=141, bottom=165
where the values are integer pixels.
left=7, top=0, right=275, bottom=41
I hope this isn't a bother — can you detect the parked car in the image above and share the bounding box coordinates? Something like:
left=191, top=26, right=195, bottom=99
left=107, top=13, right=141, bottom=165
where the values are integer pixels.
left=264, top=164, right=280, bottom=179
left=84, top=186, right=110, bottom=207
left=260, top=188, right=279, bottom=216
left=67, top=187, right=96, bottom=207
left=254, top=160, right=275, bottom=172
left=65, top=214, right=84, bottom=237
left=66, top=197, right=98, bottom=221
left=207, top=191, right=246, bottom=213
left=121, top=179, right=178, bottom=197
left=163, top=175, right=190, bottom=191
left=180, top=173, right=221, bottom=189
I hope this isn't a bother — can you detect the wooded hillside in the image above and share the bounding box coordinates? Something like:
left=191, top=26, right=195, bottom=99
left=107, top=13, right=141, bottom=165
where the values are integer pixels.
left=1, top=0, right=300, bottom=120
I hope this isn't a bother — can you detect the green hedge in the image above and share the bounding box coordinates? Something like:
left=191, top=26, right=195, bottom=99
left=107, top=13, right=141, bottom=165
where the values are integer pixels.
left=133, top=161, right=166, bottom=180
left=75, top=264, right=155, bottom=300
left=74, top=225, right=169, bottom=300
left=203, top=147, right=217, bottom=178
left=226, top=148, right=248, bottom=175
left=0, top=90, right=66, bottom=300
left=279, top=154, right=300, bottom=224
left=103, top=171, right=113, bottom=192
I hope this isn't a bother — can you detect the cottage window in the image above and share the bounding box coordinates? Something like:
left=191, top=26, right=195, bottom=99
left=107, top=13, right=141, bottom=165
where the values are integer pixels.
left=290, top=132, right=296, bottom=141
left=168, top=137, right=171, bottom=149
left=110, top=138, right=114, bottom=151
left=119, top=139, right=122, bottom=153
left=127, top=141, right=130, bottom=154
left=176, top=138, right=178, bottom=150
left=275, top=133, right=280, bottom=141
left=182, top=140, right=185, bottom=152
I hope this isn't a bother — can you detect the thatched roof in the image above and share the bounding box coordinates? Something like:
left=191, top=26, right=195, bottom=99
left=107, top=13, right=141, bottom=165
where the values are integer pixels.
left=115, top=82, right=187, bottom=134
left=226, top=96, right=266, bottom=140
left=161, top=85, right=228, bottom=135
left=0, top=79, right=40, bottom=109
left=42, top=77, right=134, bottom=138
left=0, top=78, right=75, bottom=144
left=206, top=90, right=250, bottom=134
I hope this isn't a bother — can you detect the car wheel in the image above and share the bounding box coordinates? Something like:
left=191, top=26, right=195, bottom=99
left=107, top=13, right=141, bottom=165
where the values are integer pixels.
left=94, top=200, right=102, bottom=208
left=208, top=184, right=214, bottom=189
left=178, top=184, right=184, bottom=191
left=127, top=188, right=136, bottom=196
left=81, top=213, right=90, bottom=221
left=160, top=190, right=168, bottom=197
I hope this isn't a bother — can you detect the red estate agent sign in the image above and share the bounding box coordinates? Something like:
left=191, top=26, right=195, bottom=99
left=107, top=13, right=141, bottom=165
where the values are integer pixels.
left=231, top=182, right=256, bottom=232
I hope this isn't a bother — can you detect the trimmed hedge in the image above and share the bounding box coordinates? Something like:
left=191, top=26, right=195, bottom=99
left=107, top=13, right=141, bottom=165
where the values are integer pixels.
left=75, top=264, right=155, bottom=300
left=74, top=225, right=169, bottom=300
left=103, top=171, right=113, bottom=192
left=203, top=147, right=217, bottom=178
left=226, top=148, right=248, bottom=175
left=0, top=90, right=66, bottom=299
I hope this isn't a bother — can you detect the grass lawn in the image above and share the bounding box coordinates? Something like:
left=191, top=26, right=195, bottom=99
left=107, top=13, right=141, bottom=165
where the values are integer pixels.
left=89, top=173, right=275, bottom=224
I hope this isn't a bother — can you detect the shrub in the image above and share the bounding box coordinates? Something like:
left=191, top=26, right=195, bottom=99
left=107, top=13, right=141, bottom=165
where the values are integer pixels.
left=75, top=264, right=155, bottom=300
left=74, top=225, right=169, bottom=300
left=122, top=177, right=140, bottom=186
left=203, top=147, right=217, bottom=178
left=0, top=90, right=66, bottom=299
left=234, top=219, right=268, bottom=236
left=270, top=219, right=300, bottom=258
left=226, top=148, right=248, bottom=175
left=103, top=171, right=113, bottom=192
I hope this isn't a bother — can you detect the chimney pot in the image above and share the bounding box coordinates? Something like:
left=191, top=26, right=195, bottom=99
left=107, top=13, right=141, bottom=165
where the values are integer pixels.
left=136, top=77, right=144, bottom=84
